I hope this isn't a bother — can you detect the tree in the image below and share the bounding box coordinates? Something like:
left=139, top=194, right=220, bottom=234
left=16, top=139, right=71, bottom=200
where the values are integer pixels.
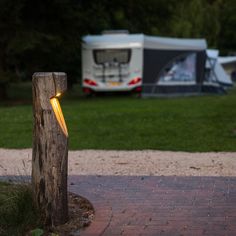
left=0, top=0, right=26, bottom=98
left=202, top=0, right=221, bottom=48
left=0, top=0, right=83, bottom=88
left=218, top=0, right=236, bottom=54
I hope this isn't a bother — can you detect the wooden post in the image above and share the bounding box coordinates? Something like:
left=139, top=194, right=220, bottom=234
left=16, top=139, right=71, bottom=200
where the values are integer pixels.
left=32, top=72, right=68, bottom=226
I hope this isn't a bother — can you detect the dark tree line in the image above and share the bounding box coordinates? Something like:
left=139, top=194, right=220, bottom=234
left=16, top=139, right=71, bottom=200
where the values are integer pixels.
left=0, top=0, right=235, bottom=94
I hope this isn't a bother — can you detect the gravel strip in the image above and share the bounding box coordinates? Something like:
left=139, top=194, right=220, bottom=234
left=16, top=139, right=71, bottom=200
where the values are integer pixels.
left=0, top=148, right=236, bottom=177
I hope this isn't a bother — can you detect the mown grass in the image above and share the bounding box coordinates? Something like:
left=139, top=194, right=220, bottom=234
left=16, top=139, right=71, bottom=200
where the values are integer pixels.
left=0, top=84, right=236, bottom=151
left=0, top=181, right=40, bottom=236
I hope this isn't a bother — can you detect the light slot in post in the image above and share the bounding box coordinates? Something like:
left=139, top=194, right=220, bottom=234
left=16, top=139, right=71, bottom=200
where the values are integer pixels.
left=50, top=96, right=68, bottom=137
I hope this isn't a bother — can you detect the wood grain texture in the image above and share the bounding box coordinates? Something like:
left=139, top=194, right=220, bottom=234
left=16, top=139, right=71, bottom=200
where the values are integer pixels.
left=32, top=72, right=68, bottom=226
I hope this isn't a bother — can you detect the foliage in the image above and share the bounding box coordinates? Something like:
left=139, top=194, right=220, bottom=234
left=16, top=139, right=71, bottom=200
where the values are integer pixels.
left=170, top=0, right=221, bottom=47
left=218, top=0, right=236, bottom=54
left=30, top=228, right=44, bottom=236
left=0, top=0, right=82, bottom=87
left=1, top=85, right=236, bottom=152
left=0, top=181, right=40, bottom=236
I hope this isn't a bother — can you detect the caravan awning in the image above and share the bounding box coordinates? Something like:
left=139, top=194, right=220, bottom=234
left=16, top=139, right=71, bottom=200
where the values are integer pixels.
left=144, top=36, right=207, bottom=51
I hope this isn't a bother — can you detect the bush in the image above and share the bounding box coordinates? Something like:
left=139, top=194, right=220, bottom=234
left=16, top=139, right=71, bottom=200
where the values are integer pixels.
left=0, top=182, right=40, bottom=236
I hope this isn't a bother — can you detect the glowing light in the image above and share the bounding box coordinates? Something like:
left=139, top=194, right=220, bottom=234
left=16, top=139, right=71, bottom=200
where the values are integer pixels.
left=56, top=92, right=61, bottom=97
left=50, top=97, right=68, bottom=137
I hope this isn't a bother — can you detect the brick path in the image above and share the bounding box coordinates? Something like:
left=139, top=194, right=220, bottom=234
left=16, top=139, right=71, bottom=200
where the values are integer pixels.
left=69, top=176, right=236, bottom=236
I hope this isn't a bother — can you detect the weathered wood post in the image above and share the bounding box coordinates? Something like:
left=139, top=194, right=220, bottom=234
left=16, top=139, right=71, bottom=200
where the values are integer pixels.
left=32, top=72, right=68, bottom=226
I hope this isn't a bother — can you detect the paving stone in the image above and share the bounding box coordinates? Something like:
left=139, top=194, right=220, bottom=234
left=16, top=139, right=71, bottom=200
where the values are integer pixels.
left=69, top=176, right=236, bottom=236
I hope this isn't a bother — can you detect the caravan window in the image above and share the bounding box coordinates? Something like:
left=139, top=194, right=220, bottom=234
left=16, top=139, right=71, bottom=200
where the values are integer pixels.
left=159, top=53, right=196, bottom=84
left=93, top=49, right=131, bottom=64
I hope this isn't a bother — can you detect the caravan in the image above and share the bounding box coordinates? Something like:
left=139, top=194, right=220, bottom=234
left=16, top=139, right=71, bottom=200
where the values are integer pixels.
left=82, top=31, right=143, bottom=95
left=82, top=31, right=232, bottom=96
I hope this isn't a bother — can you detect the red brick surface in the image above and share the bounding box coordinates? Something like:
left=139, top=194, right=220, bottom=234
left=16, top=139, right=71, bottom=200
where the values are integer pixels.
left=69, top=176, right=236, bottom=236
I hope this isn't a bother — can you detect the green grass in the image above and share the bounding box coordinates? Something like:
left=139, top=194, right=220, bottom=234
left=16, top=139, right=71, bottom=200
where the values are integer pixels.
left=0, top=181, right=40, bottom=236
left=1, top=85, right=236, bottom=151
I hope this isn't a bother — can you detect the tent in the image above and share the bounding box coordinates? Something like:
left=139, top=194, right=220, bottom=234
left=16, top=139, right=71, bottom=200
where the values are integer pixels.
left=218, top=56, right=236, bottom=82
left=142, top=36, right=207, bottom=96
left=206, top=49, right=233, bottom=87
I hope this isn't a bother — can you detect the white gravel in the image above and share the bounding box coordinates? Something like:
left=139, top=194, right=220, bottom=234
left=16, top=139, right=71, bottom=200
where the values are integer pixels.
left=1, top=148, right=236, bottom=177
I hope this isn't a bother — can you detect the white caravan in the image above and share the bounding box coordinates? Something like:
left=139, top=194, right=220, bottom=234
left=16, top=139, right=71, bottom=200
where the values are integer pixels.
left=82, top=32, right=144, bottom=94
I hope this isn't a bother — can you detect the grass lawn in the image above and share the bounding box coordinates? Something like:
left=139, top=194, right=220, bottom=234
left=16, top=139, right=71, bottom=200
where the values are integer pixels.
left=0, top=84, right=236, bottom=151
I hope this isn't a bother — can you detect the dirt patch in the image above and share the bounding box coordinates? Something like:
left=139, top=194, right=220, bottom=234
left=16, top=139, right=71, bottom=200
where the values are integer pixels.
left=50, top=192, right=94, bottom=236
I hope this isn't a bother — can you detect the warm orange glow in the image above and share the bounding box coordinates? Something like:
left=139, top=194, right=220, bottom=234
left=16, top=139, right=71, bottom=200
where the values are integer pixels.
left=50, top=97, right=68, bottom=137
left=56, top=92, right=61, bottom=97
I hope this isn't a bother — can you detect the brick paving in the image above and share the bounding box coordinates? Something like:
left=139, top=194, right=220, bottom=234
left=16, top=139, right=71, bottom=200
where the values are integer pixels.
left=69, top=176, right=236, bottom=236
